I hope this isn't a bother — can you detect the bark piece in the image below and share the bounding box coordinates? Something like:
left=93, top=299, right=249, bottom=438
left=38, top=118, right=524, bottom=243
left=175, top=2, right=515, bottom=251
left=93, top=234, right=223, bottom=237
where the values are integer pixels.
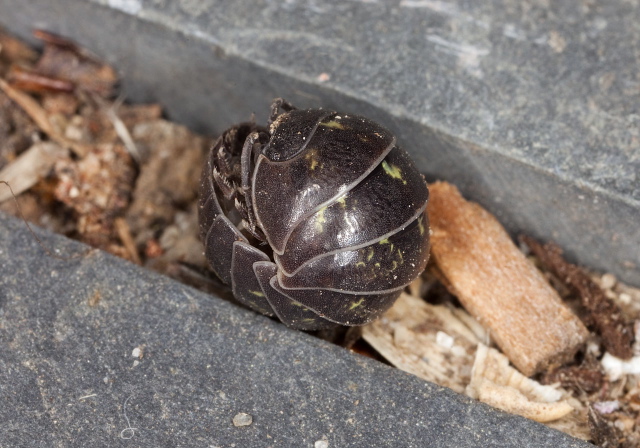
left=522, top=236, right=634, bottom=360
left=427, top=181, right=588, bottom=376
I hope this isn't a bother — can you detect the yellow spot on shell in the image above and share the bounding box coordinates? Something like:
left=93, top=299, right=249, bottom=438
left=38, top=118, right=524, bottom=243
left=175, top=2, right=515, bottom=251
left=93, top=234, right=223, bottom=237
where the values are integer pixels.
left=367, top=247, right=374, bottom=261
left=349, top=298, right=365, bottom=310
left=356, top=261, right=365, bottom=267
left=315, top=206, right=327, bottom=232
left=337, top=195, right=347, bottom=208
left=302, top=318, right=316, bottom=323
left=250, top=290, right=265, bottom=297
left=397, top=249, right=404, bottom=263
left=382, top=160, right=406, bottom=184
left=374, top=262, right=381, bottom=268
left=320, top=120, right=346, bottom=130
left=305, top=149, right=320, bottom=170
left=418, top=218, right=425, bottom=236
left=379, top=238, right=390, bottom=245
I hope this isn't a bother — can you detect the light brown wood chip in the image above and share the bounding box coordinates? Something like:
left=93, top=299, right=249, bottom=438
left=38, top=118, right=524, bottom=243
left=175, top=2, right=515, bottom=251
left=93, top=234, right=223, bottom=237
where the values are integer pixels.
left=467, top=344, right=574, bottom=422
left=427, top=181, right=588, bottom=376
left=0, top=142, right=67, bottom=203
left=362, top=292, right=481, bottom=393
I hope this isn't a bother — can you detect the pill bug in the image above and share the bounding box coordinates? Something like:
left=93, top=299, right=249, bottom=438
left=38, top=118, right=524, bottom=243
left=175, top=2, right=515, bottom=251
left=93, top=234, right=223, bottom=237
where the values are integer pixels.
left=199, top=99, right=430, bottom=330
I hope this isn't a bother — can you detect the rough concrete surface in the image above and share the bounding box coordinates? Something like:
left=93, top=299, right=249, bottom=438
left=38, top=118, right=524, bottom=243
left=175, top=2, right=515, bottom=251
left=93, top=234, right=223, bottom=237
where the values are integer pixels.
left=0, top=0, right=637, bottom=285
left=0, top=213, right=593, bottom=447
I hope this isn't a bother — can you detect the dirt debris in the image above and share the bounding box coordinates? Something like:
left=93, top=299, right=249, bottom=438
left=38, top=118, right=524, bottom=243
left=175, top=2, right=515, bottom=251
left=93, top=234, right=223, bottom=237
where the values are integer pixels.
left=0, top=27, right=211, bottom=274
left=125, top=119, right=209, bottom=247
left=541, top=360, right=606, bottom=395
left=522, top=236, right=634, bottom=360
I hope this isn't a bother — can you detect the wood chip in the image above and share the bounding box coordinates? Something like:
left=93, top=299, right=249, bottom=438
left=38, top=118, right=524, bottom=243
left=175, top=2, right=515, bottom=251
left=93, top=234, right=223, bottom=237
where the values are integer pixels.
left=467, top=344, right=574, bottom=422
left=0, top=30, right=39, bottom=64
left=362, top=292, right=480, bottom=393
left=33, top=30, right=117, bottom=97
left=0, top=142, right=67, bottom=202
left=522, top=236, right=634, bottom=360
left=427, top=182, right=588, bottom=376
left=0, top=78, right=90, bottom=157
left=7, top=65, right=75, bottom=94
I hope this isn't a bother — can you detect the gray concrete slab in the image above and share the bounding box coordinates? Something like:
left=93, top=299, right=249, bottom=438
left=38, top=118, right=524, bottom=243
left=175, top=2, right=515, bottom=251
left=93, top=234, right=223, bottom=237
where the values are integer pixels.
left=0, top=0, right=637, bottom=285
left=0, top=212, right=592, bottom=447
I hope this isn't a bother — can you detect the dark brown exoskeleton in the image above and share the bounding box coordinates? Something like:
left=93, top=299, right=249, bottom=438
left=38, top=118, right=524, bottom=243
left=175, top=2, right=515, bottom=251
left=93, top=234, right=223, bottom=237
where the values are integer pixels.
left=199, top=99, right=430, bottom=330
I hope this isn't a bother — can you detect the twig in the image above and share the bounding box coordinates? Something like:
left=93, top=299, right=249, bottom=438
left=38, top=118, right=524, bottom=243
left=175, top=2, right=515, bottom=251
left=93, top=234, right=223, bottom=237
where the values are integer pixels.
left=115, top=217, right=142, bottom=265
left=97, top=93, right=142, bottom=163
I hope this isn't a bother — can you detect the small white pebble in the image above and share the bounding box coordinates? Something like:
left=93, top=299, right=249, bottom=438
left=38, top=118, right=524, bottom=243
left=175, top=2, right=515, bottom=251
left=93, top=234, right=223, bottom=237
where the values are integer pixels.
left=600, top=273, right=617, bottom=289
left=619, top=293, right=632, bottom=304
left=132, top=347, right=141, bottom=358
left=605, top=290, right=617, bottom=300
left=64, top=124, right=84, bottom=141
left=614, top=418, right=633, bottom=432
left=593, top=400, right=620, bottom=414
left=317, top=72, right=331, bottom=82
left=586, top=341, right=601, bottom=357
left=315, top=440, right=329, bottom=448
left=436, top=331, right=454, bottom=349
left=233, top=413, right=253, bottom=427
